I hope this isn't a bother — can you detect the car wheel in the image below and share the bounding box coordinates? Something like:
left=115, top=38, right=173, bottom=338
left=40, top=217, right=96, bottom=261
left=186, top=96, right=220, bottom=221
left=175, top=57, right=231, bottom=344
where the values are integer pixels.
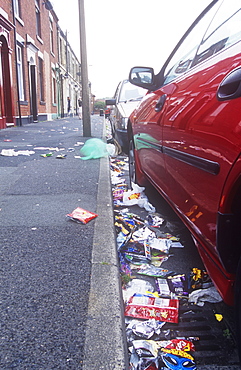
left=235, top=257, right=241, bottom=363
left=129, top=139, right=136, bottom=188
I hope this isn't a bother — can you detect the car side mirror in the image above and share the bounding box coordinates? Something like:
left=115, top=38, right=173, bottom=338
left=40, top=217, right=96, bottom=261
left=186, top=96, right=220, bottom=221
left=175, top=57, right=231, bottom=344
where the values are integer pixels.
left=129, top=67, right=155, bottom=90
left=105, top=99, right=116, bottom=105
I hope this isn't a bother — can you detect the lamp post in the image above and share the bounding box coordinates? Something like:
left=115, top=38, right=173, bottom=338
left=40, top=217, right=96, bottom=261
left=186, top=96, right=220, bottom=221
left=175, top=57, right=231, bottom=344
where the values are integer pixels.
left=78, top=0, right=91, bottom=136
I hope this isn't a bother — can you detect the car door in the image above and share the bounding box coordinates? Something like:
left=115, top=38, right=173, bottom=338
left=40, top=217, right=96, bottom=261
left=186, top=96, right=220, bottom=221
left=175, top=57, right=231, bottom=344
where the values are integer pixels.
left=132, top=1, right=220, bottom=200
left=161, top=1, right=241, bottom=254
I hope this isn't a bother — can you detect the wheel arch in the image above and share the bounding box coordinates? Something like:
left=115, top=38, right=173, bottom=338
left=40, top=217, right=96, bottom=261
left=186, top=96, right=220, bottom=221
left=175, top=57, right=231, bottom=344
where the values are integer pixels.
left=217, top=156, right=241, bottom=274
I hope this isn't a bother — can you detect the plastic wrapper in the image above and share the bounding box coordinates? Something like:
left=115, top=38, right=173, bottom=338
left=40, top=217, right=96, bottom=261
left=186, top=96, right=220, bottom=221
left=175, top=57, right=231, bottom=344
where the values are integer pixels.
left=125, top=293, right=179, bottom=323
left=133, top=227, right=155, bottom=242
left=160, top=348, right=196, bottom=369
left=118, top=183, right=156, bottom=212
left=157, top=338, right=195, bottom=352
left=122, top=280, right=154, bottom=304
left=132, top=340, right=159, bottom=358
left=188, top=286, right=222, bottom=306
left=151, top=254, right=170, bottom=267
left=167, top=274, right=189, bottom=297
left=148, top=238, right=172, bottom=254
left=188, top=267, right=213, bottom=290
left=129, top=350, right=158, bottom=370
left=127, top=319, right=166, bottom=339
left=66, top=207, right=98, bottom=224
left=137, top=265, right=174, bottom=278
left=80, top=138, right=109, bottom=160
left=118, top=252, right=132, bottom=276
left=147, top=213, right=166, bottom=228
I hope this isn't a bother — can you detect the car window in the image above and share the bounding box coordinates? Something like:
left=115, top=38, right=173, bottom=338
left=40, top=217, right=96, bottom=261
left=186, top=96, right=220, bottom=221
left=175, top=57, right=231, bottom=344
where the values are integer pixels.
left=114, top=82, right=122, bottom=100
left=119, top=80, right=145, bottom=102
left=162, top=1, right=220, bottom=85
left=193, top=0, right=241, bottom=66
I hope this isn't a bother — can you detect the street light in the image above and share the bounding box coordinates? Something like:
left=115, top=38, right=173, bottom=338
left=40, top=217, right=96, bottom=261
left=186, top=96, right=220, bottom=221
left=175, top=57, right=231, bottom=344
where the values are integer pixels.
left=78, top=0, right=91, bottom=137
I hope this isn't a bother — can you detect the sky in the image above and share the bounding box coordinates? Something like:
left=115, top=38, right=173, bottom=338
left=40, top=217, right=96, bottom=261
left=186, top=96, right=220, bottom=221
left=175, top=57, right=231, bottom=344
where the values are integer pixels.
left=51, top=0, right=212, bottom=99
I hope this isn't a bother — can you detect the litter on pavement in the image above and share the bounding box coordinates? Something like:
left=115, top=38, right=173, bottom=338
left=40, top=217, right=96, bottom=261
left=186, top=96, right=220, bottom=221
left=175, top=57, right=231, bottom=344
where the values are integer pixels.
left=66, top=207, right=98, bottom=224
left=0, top=149, right=35, bottom=156
left=109, top=155, right=225, bottom=370
left=79, top=138, right=116, bottom=160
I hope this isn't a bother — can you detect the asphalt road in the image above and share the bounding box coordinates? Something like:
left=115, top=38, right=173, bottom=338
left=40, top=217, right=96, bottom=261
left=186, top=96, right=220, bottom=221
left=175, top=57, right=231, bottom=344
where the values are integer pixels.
left=0, top=116, right=125, bottom=369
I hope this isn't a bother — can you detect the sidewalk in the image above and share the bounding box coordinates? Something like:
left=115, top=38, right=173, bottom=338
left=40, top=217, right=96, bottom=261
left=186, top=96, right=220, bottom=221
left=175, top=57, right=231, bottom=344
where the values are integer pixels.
left=0, top=116, right=128, bottom=369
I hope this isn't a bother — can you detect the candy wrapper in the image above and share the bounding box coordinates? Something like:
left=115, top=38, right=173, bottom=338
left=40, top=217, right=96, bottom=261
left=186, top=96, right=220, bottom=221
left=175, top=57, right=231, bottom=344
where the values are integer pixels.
left=125, top=293, right=179, bottom=323
left=137, top=265, right=174, bottom=278
left=66, top=207, right=98, bottom=224
left=167, top=274, right=189, bottom=297
left=189, top=267, right=213, bottom=290
left=160, top=348, right=196, bottom=369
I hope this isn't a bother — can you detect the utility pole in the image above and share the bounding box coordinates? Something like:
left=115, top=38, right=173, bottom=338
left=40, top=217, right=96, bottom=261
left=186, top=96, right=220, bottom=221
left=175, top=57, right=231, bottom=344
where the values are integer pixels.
left=78, top=0, right=91, bottom=137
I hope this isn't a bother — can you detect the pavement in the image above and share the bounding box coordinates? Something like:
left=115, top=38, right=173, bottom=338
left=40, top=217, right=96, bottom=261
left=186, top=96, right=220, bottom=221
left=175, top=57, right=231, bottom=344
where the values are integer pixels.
left=0, top=115, right=128, bottom=369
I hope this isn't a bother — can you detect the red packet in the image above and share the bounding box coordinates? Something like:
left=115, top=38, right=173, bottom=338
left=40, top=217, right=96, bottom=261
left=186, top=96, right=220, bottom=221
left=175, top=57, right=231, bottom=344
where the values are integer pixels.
left=67, top=207, right=98, bottom=224
left=125, top=294, right=179, bottom=323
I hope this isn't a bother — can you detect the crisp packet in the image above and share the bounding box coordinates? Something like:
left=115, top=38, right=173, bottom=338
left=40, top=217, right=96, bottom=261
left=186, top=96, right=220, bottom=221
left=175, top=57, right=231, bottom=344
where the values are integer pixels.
left=157, top=338, right=195, bottom=352
left=66, top=207, right=98, bottom=224
left=125, top=293, right=179, bottom=323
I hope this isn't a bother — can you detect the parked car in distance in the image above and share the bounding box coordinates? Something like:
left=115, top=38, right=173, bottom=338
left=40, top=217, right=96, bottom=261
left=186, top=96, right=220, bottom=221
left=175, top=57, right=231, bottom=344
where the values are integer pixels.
left=106, top=80, right=146, bottom=153
left=128, top=0, right=241, bottom=355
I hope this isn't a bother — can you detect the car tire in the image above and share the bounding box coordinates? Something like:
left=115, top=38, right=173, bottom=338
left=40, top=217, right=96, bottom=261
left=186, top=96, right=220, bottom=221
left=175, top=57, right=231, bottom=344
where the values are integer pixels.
left=235, top=257, right=241, bottom=363
left=129, top=139, right=136, bottom=188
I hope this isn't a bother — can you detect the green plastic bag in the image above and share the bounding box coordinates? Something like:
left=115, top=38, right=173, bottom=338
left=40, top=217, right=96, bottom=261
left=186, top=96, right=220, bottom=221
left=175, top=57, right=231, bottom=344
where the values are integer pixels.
left=80, top=138, right=108, bottom=160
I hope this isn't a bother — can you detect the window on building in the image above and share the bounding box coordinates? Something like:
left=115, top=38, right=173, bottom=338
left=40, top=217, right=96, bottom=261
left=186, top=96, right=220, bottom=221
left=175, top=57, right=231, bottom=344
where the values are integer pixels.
left=38, top=57, right=44, bottom=102
left=50, top=18, right=54, bottom=54
left=13, top=0, right=21, bottom=18
left=59, top=38, right=63, bottom=65
left=36, top=1, right=41, bottom=38
left=16, top=44, right=25, bottom=101
left=52, top=75, right=57, bottom=105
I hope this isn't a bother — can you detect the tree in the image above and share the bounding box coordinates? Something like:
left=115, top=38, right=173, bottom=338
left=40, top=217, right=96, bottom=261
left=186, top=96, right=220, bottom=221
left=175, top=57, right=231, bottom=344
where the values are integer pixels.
left=94, top=100, right=105, bottom=110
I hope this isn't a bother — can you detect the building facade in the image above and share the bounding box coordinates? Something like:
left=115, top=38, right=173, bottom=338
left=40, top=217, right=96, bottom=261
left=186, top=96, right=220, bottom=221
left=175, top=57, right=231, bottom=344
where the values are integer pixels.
left=0, top=0, right=82, bottom=129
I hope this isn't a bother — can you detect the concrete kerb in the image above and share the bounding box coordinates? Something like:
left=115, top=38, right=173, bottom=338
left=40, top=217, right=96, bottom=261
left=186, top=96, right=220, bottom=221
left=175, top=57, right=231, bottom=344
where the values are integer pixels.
left=82, top=121, right=129, bottom=369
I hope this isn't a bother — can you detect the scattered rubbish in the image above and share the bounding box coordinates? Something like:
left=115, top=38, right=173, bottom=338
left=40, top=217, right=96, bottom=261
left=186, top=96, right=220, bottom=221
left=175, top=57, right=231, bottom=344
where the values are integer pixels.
left=56, top=154, right=67, bottom=159
left=215, top=313, right=223, bottom=322
left=34, top=146, right=62, bottom=151
left=1, top=149, right=35, bottom=156
left=80, top=138, right=115, bottom=160
left=125, top=293, right=179, bottom=323
left=117, top=182, right=156, bottom=212
left=40, top=153, right=53, bottom=157
left=188, top=287, right=222, bottom=306
left=66, top=207, right=98, bottom=224
left=108, top=149, right=226, bottom=369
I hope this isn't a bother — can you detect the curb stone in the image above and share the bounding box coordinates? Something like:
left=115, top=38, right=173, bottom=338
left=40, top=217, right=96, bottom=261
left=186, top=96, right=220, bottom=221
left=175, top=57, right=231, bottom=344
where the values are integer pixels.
left=82, top=147, right=129, bottom=368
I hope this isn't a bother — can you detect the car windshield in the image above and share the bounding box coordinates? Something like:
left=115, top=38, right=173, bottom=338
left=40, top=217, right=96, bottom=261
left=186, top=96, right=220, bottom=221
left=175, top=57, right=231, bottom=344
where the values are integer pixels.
left=119, top=80, right=145, bottom=102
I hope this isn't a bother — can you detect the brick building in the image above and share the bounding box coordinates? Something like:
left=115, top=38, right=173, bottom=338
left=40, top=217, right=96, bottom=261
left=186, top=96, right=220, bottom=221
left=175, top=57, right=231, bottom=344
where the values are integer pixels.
left=0, top=0, right=82, bottom=129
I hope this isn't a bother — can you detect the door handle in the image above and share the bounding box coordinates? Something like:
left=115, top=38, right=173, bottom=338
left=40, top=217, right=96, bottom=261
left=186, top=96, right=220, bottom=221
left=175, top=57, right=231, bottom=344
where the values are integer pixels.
left=217, top=67, right=241, bottom=101
left=155, top=94, right=167, bottom=112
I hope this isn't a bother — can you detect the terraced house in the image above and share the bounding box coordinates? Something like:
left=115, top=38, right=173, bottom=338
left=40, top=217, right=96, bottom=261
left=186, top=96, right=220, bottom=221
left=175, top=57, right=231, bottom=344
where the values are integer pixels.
left=0, top=0, right=82, bottom=129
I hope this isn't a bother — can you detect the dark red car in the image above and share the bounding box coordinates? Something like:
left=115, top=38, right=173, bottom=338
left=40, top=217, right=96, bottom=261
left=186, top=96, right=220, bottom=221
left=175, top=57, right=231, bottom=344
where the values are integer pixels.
left=128, top=0, right=241, bottom=352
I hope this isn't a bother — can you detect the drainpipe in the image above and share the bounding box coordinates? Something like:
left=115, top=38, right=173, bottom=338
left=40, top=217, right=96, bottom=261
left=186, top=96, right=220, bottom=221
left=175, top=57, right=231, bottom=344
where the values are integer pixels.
left=11, top=0, right=22, bottom=126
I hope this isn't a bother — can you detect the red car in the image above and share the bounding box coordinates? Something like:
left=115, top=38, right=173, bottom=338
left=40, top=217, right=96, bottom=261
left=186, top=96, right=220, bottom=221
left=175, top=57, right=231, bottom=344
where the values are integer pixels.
left=128, top=0, right=241, bottom=351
